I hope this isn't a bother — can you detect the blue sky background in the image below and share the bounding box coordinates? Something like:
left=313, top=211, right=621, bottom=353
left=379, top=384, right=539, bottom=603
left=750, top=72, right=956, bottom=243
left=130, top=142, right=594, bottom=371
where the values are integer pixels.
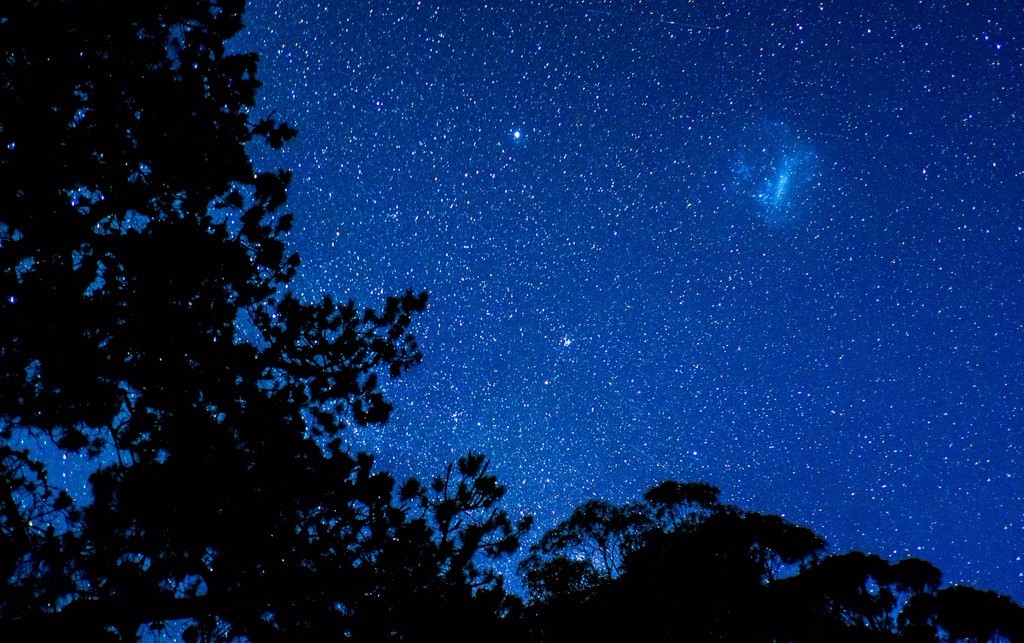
left=230, top=0, right=1024, bottom=600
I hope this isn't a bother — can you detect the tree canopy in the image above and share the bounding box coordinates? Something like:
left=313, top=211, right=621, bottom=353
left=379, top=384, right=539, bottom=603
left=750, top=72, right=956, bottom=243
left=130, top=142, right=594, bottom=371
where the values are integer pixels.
left=519, top=484, right=1024, bottom=642
left=0, top=1, right=1020, bottom=642
left=0, top=1, right=526, bottom=640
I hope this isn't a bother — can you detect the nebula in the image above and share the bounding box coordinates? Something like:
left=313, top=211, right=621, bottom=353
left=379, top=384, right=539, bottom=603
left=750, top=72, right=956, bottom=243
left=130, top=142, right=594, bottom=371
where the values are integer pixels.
left=733, top=122, right=819, bottom=226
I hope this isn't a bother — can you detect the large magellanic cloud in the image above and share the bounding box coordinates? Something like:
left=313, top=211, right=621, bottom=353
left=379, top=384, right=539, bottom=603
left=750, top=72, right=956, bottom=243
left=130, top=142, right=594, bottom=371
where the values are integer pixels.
left=733, top=121, right=819, bottom=227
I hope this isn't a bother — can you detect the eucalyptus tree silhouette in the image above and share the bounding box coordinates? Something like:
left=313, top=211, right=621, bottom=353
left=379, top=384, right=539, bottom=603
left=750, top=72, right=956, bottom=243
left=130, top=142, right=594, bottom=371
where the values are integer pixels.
left=521, top=481, right=1023, bottom=643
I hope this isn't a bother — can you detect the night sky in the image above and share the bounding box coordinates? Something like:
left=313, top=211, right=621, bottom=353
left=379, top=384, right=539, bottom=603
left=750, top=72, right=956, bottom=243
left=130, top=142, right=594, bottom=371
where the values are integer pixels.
left=226, top=0, right=1023, bottom=600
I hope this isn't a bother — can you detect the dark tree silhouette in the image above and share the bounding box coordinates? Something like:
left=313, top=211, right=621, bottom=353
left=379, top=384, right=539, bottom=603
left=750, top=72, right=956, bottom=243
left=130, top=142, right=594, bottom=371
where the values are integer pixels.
left=901, top=585, right=1024, bottom=642
left=0, top=1, right=526, bottom=641
left=522, top=482, right=1023, bottom=643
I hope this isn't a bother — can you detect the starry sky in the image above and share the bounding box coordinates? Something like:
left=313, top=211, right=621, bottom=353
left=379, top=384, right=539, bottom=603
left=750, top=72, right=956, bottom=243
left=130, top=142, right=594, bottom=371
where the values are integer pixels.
left=230, top=0, right=1024, bottom=600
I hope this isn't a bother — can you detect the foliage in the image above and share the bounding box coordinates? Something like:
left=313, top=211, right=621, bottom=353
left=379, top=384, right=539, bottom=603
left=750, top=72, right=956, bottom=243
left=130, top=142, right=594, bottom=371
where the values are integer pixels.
left=521, top=482, right=1023, bottom=642
left=0, top=1, right=524, bottom=640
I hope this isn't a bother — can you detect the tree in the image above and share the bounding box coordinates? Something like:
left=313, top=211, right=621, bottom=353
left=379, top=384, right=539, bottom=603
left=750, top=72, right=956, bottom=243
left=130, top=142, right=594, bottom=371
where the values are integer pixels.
left=642, top=480, right=720, bottom=531
left=521, top=481, right=1022, bottom=643
left=519, top=498, right=646, bottom=603
left=778, top=551, right=943, bottom=641
left=0, top=1, right=525, bottom=640
left=901, top=586, right=1024, bottom=642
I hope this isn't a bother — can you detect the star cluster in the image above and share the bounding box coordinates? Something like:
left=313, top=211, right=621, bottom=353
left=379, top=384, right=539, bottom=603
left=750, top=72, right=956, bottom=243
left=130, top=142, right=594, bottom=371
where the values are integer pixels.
left=231, top=0, right=1024, bottom=599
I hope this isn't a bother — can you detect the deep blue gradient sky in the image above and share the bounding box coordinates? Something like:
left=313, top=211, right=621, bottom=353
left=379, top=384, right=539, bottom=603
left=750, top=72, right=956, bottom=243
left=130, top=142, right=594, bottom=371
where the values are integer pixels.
left=232, top=0, right=1023, bottom=600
